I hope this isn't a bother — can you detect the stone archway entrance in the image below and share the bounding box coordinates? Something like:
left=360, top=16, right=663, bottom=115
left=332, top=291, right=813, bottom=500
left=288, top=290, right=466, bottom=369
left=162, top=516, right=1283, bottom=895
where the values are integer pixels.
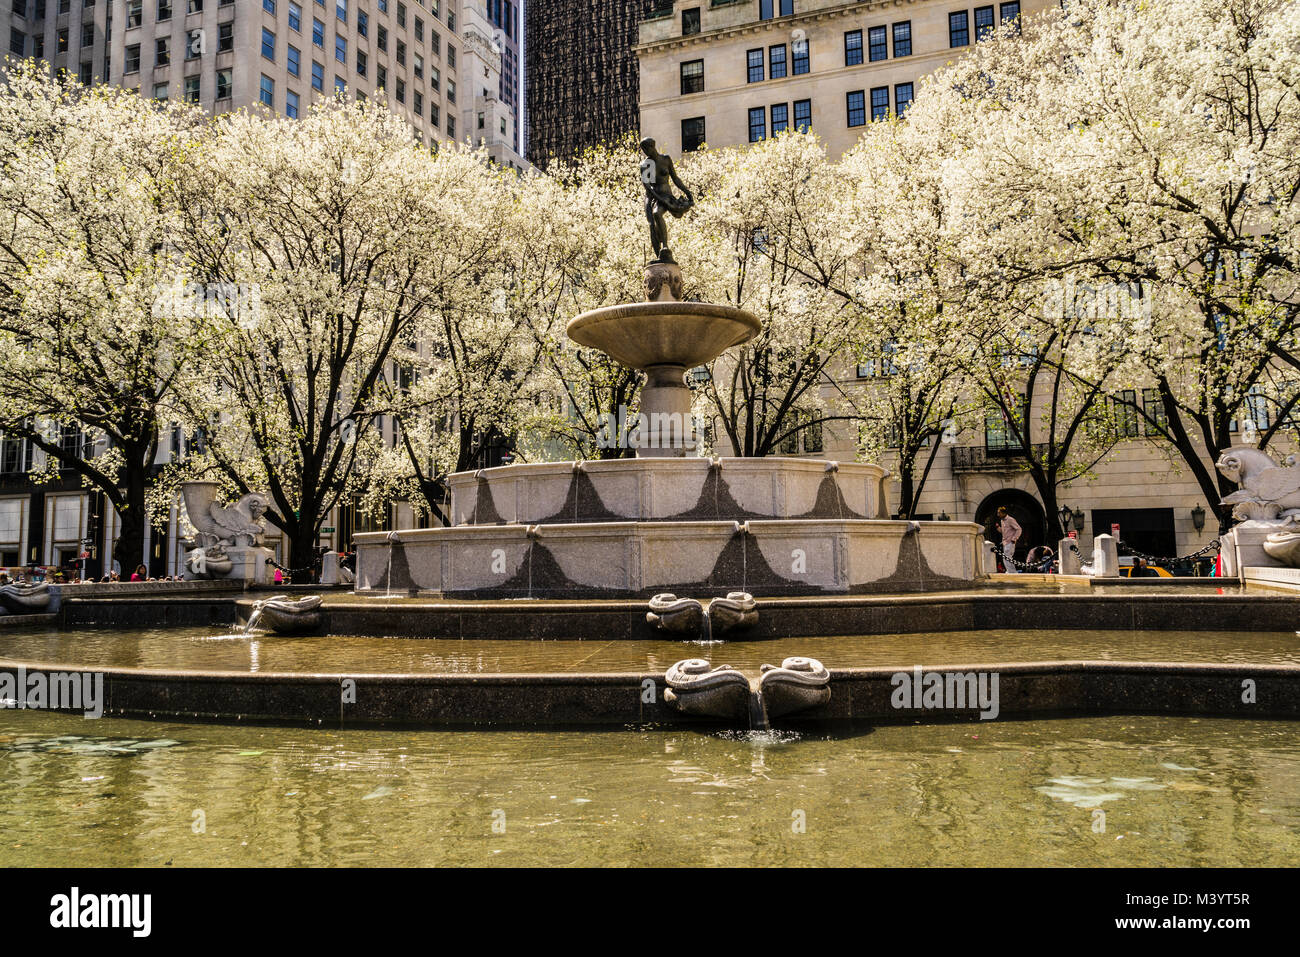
left=974, top=489, right=1045, bottom=564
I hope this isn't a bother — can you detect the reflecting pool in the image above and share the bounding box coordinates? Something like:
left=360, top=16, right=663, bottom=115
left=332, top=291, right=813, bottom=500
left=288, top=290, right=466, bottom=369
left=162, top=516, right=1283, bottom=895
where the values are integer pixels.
left=3, top=626, right=1299, bottom=674
left=0, top=711, right=1296, bottom=866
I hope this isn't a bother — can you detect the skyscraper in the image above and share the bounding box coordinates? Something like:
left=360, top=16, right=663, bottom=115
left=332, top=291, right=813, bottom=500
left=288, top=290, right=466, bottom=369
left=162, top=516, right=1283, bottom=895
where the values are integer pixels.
left=525, top=0, right=656, bottom=168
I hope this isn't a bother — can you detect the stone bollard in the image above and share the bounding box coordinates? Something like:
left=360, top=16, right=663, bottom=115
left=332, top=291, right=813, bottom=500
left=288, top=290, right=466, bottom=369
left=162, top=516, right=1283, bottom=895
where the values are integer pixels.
left=1093, top=533, right=1120, bottom=577
left=320, top=551, right=342, bottom=585
left=1058, top=537, right=1081, bottom=575
left=982, top=540, right=1000, bottom=575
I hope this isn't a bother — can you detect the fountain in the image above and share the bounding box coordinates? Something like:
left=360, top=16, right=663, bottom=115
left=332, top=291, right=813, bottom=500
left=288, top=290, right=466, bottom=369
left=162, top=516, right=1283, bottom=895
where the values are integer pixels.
left=353, top=143, right=983, bottom=601
left=663, top=655, right=831, bottom=729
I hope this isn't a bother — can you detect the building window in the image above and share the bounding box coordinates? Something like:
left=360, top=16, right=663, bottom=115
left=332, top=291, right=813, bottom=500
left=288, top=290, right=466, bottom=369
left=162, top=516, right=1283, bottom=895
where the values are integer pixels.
left=334, top=76, right=345, bottom=94
left=82, top=23, right=95, bottom=48
left=682, top=7, right=700, bottom=35
left=156, top=36, right=170, bottom=67
left=158, top=0, right=172, bottom=20
left=429, top=65, right=439, bottom=91
left=769, top=43, right=786, bottom=79
left=335, top=35, right=347, bottom=64
left=187, top=0, right=203, bottom=12
left=288, top=44, right=300, bottom=76
left=186, top=28, right=203, bottom=58
left=286, top=89, right=300, bottom=118
left=357, top=49, right=366, bottom=76
left=396, top=78, right=405, bottom=103
left=359, top=11, right=368, bottom=35
left=127, top=0, right=142, bottom=27
left=985, top=396, right=1027, bottom=451
left=793, top=98, right=811, bottom=132
left=79, top=61, right=92, bottom=84
left=264, top=0, right=276, bottom=13
left=448, top=115, right=455, bottom=138
left=125, top=44, right=141, bottom=74
left=262, top=28, right=276, bottom=61
left=289, top=1, right=302, bottom=30
left=415, top=52, right=424, bottom=77
left=1142, top=388, right=1166, bottom=435
left=844, top=30, right=862, bottom=66
left=378, top=25, right=388, bottom=51
left=397, top=40, right=406, bottom=65
left=893, top=21, right=912, bottom=57
left=153, top=82, right=168, bottom=100
left=218, top=22, right=233, bottom=52
left=260, top=74, right=274, bottom=107
left=895, top=82, right=913, bottom=116
left=868, top=25, right=887, bottom=61
left=313, top=18, right=324, bottom=48
left=397, top=1, right=406, bottom=26
left=870, top=85, right=889, bottom=121
left=747, top=48, right=764, bottom=83
left=846, top=90, right=865, bottom=127
left=376, top=64, right=387, bottom=89
left=680, top=59, right=703, bottom=95
left=57, top=28, right=69, bottom=53
left=1000, top=1, right=1021, bottom=32
left=681, top=116, right=705, bottom=152
left=1114, top=389, right=1139, bottom=438
left=975, top=5, right=995, bottom=39
left=430, top=104, right=439, bottom=127
left=216, top=68, right=232, bottom=99
left=950, top=11, right=970, bottom=47
left=336, top=0, right=346, bottom=21
left=771, top=102, right=788, bottom=133
left=8, top=30, right=26, bottom=58
left=184, top=74, right=200, bottom=103
left=312, top=60, right=324, bottom=91
left=447, top=79, right=455, bottom=103
left=758, top=0, right=792, bottom=19
left=748, top=106, right=766, bottom=142
left=792, top=40, right=809, bottom=74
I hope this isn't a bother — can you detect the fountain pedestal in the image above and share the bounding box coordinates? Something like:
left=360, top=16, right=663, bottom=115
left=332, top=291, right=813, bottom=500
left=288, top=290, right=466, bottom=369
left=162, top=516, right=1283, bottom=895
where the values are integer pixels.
left=565, top=262, right=760, bottom=457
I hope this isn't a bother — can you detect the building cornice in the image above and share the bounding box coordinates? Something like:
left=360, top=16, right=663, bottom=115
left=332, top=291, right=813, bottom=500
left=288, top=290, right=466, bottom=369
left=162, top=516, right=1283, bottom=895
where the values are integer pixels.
left=634, top=0, right=920, bottom=56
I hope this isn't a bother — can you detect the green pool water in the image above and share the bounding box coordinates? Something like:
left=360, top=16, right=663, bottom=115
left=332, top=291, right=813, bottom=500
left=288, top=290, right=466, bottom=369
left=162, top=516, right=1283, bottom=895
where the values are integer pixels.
left=3, top=626, right=1299, bottom=674
left=0, top=710, right=1295, bottom=866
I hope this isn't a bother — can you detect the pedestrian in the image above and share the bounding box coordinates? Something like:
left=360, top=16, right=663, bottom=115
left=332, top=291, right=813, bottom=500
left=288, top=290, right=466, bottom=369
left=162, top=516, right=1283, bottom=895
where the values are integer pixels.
left=997, top=507, right=1022, bottom=573
left=1131, top=557, right=1160, bottom=578
left=131, top=563, right=147, bottom=582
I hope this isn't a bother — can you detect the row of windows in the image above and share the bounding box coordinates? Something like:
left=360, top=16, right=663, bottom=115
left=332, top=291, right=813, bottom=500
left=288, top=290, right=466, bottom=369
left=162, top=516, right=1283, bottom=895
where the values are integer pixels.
left=844, top=22, right=911, bottom=65
left=123, top=0, right=449, bottom=28
left=262, top=24, right=453, bottom=100
left=124, top=23, right=233, bottom=73
left=247, top=69, right=454, bottom=136
left=125, top=0, right=235, bottom=26
left=746, top=99, right=813, bottom=141
left=949, top=3, right=1021, bottom=48
left=746, top=42, right=809, bottom=83
left=846, top=83, right=913, bottom=127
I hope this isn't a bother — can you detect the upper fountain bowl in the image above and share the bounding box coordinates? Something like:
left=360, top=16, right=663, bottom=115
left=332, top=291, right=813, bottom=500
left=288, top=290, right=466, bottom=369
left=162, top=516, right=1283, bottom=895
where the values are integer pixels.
left=566, top=302, right=761, bottom=370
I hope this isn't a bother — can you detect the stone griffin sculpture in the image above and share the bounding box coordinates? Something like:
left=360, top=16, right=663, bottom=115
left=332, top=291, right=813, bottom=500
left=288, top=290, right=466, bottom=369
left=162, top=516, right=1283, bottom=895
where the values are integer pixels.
left=1214, top=447, right=1300, bottom=568
left=190, top=493, right=269, bottom=548
left=1216, top=447, right=1300, bottom=521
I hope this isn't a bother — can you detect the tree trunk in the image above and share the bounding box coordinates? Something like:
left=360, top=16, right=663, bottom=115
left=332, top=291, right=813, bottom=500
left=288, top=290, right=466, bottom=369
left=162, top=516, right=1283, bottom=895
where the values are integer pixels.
left=111, top=470, right=149, bottom=577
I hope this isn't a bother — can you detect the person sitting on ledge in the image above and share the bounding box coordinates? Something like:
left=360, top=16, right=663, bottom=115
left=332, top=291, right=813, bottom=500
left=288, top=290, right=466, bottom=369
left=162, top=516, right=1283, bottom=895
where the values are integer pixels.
left=131, top=564, right=147, bottom=582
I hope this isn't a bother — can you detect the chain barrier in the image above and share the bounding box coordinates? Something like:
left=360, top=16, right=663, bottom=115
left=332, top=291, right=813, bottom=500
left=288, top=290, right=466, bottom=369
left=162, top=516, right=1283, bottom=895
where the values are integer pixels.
left=1116, top=538, right=1221, bottom=567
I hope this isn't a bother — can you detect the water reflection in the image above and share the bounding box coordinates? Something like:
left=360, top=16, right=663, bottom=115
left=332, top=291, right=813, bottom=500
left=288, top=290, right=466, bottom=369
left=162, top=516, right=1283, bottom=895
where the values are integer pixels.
left=2, top=711, right=1293, bottom=866
left=3, top=626, right=1299, bottom=675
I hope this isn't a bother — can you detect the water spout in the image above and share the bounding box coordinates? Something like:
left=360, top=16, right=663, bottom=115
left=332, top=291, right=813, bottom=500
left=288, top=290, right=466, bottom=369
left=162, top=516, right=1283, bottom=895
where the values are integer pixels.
left=747, top=684, right=770, bottom=731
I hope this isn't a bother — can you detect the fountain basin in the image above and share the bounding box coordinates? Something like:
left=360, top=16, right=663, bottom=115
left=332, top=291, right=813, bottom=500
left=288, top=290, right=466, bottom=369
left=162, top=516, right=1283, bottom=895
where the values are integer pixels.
left=447, top=457, right=890, bottom=526
left=566, top=301, right=760, bottom=370
left=354, top=518, right=982, bottom=598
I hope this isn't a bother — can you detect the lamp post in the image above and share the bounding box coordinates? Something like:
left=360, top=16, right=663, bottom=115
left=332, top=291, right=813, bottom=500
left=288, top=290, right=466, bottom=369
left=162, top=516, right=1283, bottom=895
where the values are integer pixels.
left=1058, top=505, right=1072, bottom=537
left=1073, top=509, right=1085, bottom=533
left=1191, top=504, right=1206, bottom=532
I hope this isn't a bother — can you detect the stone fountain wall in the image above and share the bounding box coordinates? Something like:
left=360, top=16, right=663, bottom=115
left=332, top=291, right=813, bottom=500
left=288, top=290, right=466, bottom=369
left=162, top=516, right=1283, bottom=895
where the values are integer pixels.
left=354, top=457, right=982, bottom=599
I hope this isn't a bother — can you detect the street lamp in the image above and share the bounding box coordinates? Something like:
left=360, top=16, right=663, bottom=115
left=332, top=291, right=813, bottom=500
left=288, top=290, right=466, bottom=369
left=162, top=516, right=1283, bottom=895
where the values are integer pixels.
left=1058, top=505, right=1073, bottom=534
left=1191, top=504, right=1206, bottom=532
left=938, top=510, right=951, bottom=521
left=1073, top=509, right=1085, bottom=533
